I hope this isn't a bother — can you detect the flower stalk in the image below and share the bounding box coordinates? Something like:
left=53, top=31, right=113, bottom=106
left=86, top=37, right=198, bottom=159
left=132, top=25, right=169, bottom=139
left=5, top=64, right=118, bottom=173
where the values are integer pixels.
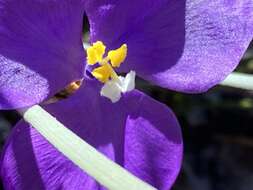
left=21, top=105, right=156, bottom=190
left=221, top=72, right=253, bottom=90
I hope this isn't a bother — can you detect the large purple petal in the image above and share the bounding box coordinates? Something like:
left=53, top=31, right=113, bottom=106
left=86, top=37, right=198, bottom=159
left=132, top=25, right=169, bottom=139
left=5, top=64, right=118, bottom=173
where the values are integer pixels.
left=85, top=0, right=253, bottom=93
left=1, top=81, right=183, bottom=190
left=0, top=0, right=85, bottom=109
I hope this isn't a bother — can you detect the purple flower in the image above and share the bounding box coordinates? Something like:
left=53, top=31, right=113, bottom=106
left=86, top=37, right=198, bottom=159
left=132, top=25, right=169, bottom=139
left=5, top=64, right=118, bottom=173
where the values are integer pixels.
left=0, top=0, right=252, bottom=190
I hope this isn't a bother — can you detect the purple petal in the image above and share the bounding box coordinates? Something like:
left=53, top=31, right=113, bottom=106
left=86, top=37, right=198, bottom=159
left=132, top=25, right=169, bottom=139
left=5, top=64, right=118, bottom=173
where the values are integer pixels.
left=0, top=0, right=85, bottom=109
left=1, top=81, right=183, bottom=190
left=85, top=0, right=253, bottom=93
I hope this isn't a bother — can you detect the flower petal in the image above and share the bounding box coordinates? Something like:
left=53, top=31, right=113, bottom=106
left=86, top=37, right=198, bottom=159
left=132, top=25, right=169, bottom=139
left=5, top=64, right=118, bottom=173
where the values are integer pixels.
left=0, top=0, right=85, bottom=109
left=1, top=81, right=183, bottom=190
left=85, top=0, right=253, bottom=93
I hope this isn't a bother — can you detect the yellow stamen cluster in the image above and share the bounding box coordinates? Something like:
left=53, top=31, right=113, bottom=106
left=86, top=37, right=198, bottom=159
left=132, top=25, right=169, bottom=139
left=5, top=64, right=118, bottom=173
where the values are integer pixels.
left=86, top=41, right=127, bottom=83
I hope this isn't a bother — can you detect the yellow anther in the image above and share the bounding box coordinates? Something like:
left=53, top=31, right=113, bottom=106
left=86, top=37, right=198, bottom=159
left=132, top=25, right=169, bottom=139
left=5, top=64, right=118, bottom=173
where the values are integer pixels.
left=86, top=41, right=128, bottom=83
left=92, top=64, right=112, bottom=83
left=108, top=44, right=127, bottom=67
left=87, top=41, right=106, bottom=65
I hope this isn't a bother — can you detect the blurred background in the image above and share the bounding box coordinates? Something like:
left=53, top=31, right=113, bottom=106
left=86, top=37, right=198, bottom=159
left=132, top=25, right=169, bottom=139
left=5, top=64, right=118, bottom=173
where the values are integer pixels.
left=0, top=25, right=252, bottom=190
left=141, top=41, right=253, bottom=190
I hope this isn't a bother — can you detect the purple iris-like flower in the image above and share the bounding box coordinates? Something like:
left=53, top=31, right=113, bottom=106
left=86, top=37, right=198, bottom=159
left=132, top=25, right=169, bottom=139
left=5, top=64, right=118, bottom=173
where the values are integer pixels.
left=0, top=0, right=252, bottom=190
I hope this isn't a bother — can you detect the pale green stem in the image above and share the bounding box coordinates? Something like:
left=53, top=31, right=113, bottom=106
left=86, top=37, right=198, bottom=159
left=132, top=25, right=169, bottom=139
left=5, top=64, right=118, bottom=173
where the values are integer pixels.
left=83, top=42, right=90, bottom=50
left=21, top=105, right=156, bottom=190
left=220, top=72, right=253, bottom=90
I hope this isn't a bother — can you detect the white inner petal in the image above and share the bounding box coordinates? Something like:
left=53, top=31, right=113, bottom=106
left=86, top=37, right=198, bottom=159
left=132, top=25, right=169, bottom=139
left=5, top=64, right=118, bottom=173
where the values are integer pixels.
left=100, top=81, right=122, bottom=103
left=100, top=71, right=136, bottom=103
left=119, top=71, right=136, bottom=93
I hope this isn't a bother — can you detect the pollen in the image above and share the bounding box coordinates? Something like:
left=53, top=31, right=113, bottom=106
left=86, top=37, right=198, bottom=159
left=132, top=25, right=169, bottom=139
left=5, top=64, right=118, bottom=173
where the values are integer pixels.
left=92, top=64, right=112, bottom=83
left=108, top=44, right=127, bottom=68
left=86, top=41, right=128, bottom=83
left=87, top=41, right=106, bottom=65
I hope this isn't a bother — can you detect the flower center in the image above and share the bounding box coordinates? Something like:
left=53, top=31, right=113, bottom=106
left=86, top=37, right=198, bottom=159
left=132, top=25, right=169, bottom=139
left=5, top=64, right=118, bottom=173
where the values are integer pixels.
left=87, top=41, right=127, bottom=83
left=86, top=41, right=136, bottom=103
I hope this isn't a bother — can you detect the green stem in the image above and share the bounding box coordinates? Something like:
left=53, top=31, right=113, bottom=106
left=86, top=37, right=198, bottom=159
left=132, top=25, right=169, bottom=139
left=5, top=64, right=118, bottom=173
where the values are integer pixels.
left=220, top=72, right=253, bottom=90
left=21, top=105, right=156, bottom=190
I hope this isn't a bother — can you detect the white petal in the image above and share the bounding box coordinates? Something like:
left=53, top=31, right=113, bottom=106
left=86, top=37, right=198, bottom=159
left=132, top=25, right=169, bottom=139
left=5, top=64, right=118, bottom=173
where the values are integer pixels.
left=100, top=71, right=136, bottom=103
left=121, top=71, right=136, bottom=93
left=100, top=81, right=122, bottom=103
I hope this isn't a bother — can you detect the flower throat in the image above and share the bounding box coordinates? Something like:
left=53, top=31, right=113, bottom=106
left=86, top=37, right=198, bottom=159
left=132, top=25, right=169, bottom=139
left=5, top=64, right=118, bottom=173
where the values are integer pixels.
left=86, top=41, right=136, bottom=103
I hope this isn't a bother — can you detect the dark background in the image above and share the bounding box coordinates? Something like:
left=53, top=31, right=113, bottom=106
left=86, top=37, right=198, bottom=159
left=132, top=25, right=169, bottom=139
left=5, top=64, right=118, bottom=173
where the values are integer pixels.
left=0, top=20, right=252, bottom=190
left=142, top=42, right=253, bottom=190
